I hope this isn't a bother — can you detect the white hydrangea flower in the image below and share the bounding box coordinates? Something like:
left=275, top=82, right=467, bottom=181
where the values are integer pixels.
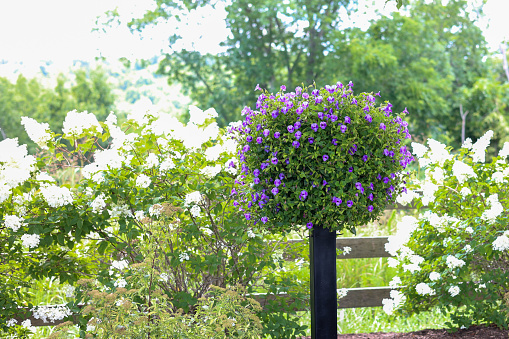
left=0, top=138, right=37, bottom=189
left=6, top=318, right=17, bottom=327
left=188, top=106, right=218, bottom=126
left=337, top=288, right=348, bottom=299
left=204, top=144, right=223, bottom=162
left=200, top=165, right=222, bottom=179
left=62, top=285, right=75, bottom=298
left=492, top=231, right=509, bottom=251
left=402, top=263, right=420, bottom=273
left=382, top=290, right=406, bottom=315
left=464, top=245, right=473, bottom=253
left=387, top=257, right=399, bottom=268
left=429, top=272, right=441, bottom=281
left=32, top=305, right=72, bottom=323
left=389, top=276, right=402, bottom=288
left=492, top=171, right=505, bottom=184
left=427, top=167, right=444, bottom=184
left=481, top=194, right=503, bottom=224
left=134, top=210, right=145, bottom=221
left=0, top=182, right=11, bottom=203
left=222, top=138, right=238, bottom=155
left=427, top=139, right=453, bottom=165
left=114, top=278, right=127, bottom=288
left=462, top=137, right=473, bottom=149
left=185, top=191, right=202, bottom=206
left=21, top=233, right=40, bottom=248
left=471, top=130, right=493, bottom=163
left=200, top=227, right=214, bottom=236
left=62, top=110, right=103, bottom=136
left=446, top=255, right=465, bottom=269
left=396, top=189, right=418, bottom=206
left=149, top=204, right=163, bottom=218
left=90, top=194, right=106, bottom=213
left=136, top=174, right=151, bottom=188
left=385, top=216, right=419, bottom=256
left=108, top=203, right=133, bottom=218
left=40, top=185, right=73, bottom=208
left=179, top=252, right=190, bottom=262
left=190, top=205, right=201, bottom=218
left=421, top=180, right=438, bottom=206
left=452, top=161, right=476, bottom=184
left=21, top=319, right=34, bottom=330
left=35, top=172, right=56, bottom=186
left=416, top=283, right=435, bottom=296
left=21, top=116, right=52, bottom=148
left=4, top=215, right=25, bottom=232
left=460, top=187, right=471, bottom=197
left=160, top=157, right=176, bottom=171
left=411, top=142, right=428, bottom=158
left=448, top=285, right=460, bottom=297
left=145, top=153, right=159, bottom=168
left=499, top=142, right=509, bottom=158
left=465, top=226, right=474, bottom=234
left=247, top=230, right=256, bottom=238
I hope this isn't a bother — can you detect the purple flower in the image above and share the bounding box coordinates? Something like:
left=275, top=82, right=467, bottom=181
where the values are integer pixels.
left=315, top=96, right=323, bottom=104
left=253, top=169, right=260, bottom=177
left=362, top=155, right=368, bottom=162
left=307, top=222, right=313, bottom=229
left=340, top=125, right=347, bottom=133
left=286, top=158, right=290, bottom=164
left=272, top=110, right=279, bottom=119
left=303, top=93, right=310, bottom=99
left=287, top=125, right=295, bottom=133
left=332, top=139, right=338, bottom=145
left=320, top=121, right=327, bottom=129
left=383, top=149, right=390, bottom=156
left=231, top=188, right=237, bottom=195
left=377, top=174, right=382, bottom=180
left=286, top=101, right=294, bottom=109
left=281, top=107, right=288, bottom=114
left=351, top=98, right=357, bottom=105
left=312, top=89, right=319, bottom=96
left=383, top=177, right=390, bottom=184
left=322, top=179, right=328, bottom=186
left=245, top=213, right=251, bottom=220
left=295, top=131, right=302, bottom=139
left=323, top=154, right=329, bottom=162
left=348, top=167, right=353, bottom=172
left=379, top=123, right=386, bottom=131
left=243, top=145, right=250, bottom=153
left=274, top=179, right=281, bottom=186
left=327, top=96, right=335, bottom=103
left=296, top=107, right=304, bottom=114
left=256, top=137, right=263, bottom=144
left=347, top=200, right=353, bottom=207
left=254, top=84, right=261, bottom=91
left=332, top=197, right=342, bottom=206
left=261, top=216, right=268, bottom=224
left=274, top=132, right=280, bottom=138
left=246, top=135, right=253, bottom=142
left=302, top=101, right=309, bottom=108
left=271, top=157, right=278, bottom=165
left=293, top=141, right=300, bottom=148
left=318, top=112, right=324, bottom=119
left=281, top=85, right=286, bottom=91
left=367, top=205, right=374, bottom=212
left=363, top=105, right=370, bottom=112
left=263, top=129, right=270, bottom=137
left=403, top=107, right=409, bottom=114
left=344, top=116, right=351, bottom=124
left=253, top=177, right=260, bottom=184
left=309, top=137, right=314, bottom=144
left=311, top=123, right=318, bottom=132
left=368, top=193, right=374, bottom=201
left=295, top=86, right=302, bottom=95
left=272, top=187, right=279, bottom=195
left=279, top=173, right=285, bottom=180
left=364, top=114, right=372, bottom=123
left=331, top=115, right=338, bottom=122
left=294, top=121, right=301, bottom=129
left=370, top=183, right=374, bottom=190
left=299, top=190, right=308, bottom=201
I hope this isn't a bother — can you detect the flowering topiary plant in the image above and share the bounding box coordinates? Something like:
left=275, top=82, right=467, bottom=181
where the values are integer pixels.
left=384, top=131, right=509, bottom=329
left=229, top=82, right=414, bottom=233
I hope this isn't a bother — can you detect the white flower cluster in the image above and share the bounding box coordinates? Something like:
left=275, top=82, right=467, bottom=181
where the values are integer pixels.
left=452, top=161, right=476, bottom=184
left=499, top=142, right=509, bottom=158
left=427, top=167, right=444, bottom=184
left=111, top=259, right=129, bottom=271
left=420, top=180, right=438, bottom=206
left=382, top=290, right=406, bottom=315
left=145, top=153, right=159, bottom=168
left=148, top=204, right=163, bottom=218
left=32, top=305, right=72, bottom=323
left=189, top=105, right=218, bottom=126
left=415, top=282, right=435, bottom=296
left=460, top=187, right=471, bottom=197
left=136, top=174, right=151, bottom=188
left=160, top=157, right=175, bottom=171
left=389, top=276, right=402, bottom=288
left=6, top=318, right=17, bottom=327
left=429, top=272, right=441, bottom=281
left=205, top=144, right=223, bottom=162
left=90, top=194, right=106, bottom=213
left=62, top=110, right=103, bottom=137
left=4, top=214, right=25, bottom=232
left=62, top=285, right=75, bottom=298
left=448, top=285, right=460, bottom=297
left=470, top=130, right=493, bottom=163
left=36, top=172, right=56, bottom=186
left=190, top=205, right=201, bottom=218
left=446, top=255, right=465, bottom=269
left=0, top=138, right=37, bottom=192
left=179, top=252, right=190, bottom=262
left=200, top=165, right=222, bottom=179
left=342, top=246, right=352, bottom=255
left=185, top=191, right=203, bottom=206
left=403, top=254, right=424, bottom=273
left=114, top=278, right=127, bottom=288
left=40, top=185, right=73, bottom=208
left=481, top=194, right=503, bottom=224
left=21, top=319, right=34, bottom=331
left=385, top=216, right=419, bottom=256
left=82, top=148, right=128, bottom=181
left=426, top=139, right=453, bottom=166
left=21, top=116, right=52, bottom=148
left=108, top=203, right=133, bottom=219
left=411, top=142, right=428, bottom=159
left=396, top=189, right=419, bottom=206
left=21, top=233, right=40, bottom=248
left=337, top=288, right=348, bottom=299
left=492, top=231, right=509, bottom=251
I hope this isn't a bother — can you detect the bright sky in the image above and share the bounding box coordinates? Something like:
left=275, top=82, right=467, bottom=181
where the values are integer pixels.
left=0, top=0, right=507, bottom=73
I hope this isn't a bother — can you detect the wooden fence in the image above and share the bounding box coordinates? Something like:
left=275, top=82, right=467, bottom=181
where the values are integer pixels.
left=13, top=204, right=413, bottom=327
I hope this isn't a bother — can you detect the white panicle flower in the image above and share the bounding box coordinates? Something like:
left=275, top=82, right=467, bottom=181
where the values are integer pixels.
left=201, top=227, right=214, bottom=236
left=396, top=189, right=418, bottom=206
left=6, top=318, right=17, bottom=327
left=62, top=110, right=103, bottom=137
left=189, top=106, right=218, bottom=125
left=32, top=305, right=72, bottom=323
left=114, top=278, right=127, bottom=288
left=136, top=174, right=151, bottom=188
left=160, top=157, right=176, bottom=171
left=108, top=203, right=133, bottom=218
left=471, top=130, right=493, bottom=163
left=21, top=117, right=52, bottom=148
left=200, top=165, right=222, bottom=178
left=145, top=153, right=159, bottom=168
left=343, top=246, right=352, bottom=255
left=62, top=285, right=75, bottom=298
left=403, top=263, right=420, bottom=273
left=448, top=285, right=460, bottom=297
left=224, top=157, right=239, bottom=175
left=4, top=215, right=24, bottom=232
left=203, top=122, right=219, bottom=140
left=464, top=245, right=473, bottom=253
left=222, top=138, right=238, bottom=155
left=40, top=185, right=73, bottom=208
left=106, top=112, right=117, bottom=126
left=427, top=139, right=452, bottom=165
left=160, top=273, right=169, bottom=282
left=446, top=255, right=465, bottom=269
left=135, top=210, right=145, bottom=221
left=90, top=194, right=106, bottom=213
left=499, top=142, right=509, bottom=158
left=492, top=171, right=505, bottom=184
left=421, top=180, right=439, bottom=206
left=205, top=144, right=223, bottom=161
left=190, top=205, right=201, bottom=218
left=452, top=161, right=476, bottom=184
left=492, top=231, right=509, bottom=251
left=460, top=187, right=471, bottom=197
left=465, top=226, right=474, bottom=234
left=149, top=204, right=163, bottom=218
left=21, top=233, right=40, bottom=248
left=382, top=290, right=406, bottom=315
left=411, top=142, right=428, bottom=158
left=0, top=138, right=37, bottom=188
left=179, top=252, right=190, bottom=262
left=21, top=319, right=34, bottom=330
left=387, top=257, right=399, bottom=268
left=385, top=216, right=419, bottom=256
left=428, top=167, right=444, bottom=184
left=481, top=194, right=504, bottom=224
left=247, top=230, right=256, bottom=238
left=337, top=288, right=348, bottom=299
left=0, top=182, right=11, bottom=203
left=429, top=272, right=441, bottom=281
left=462, top=138, right=473, bottom=149
left=382, top=298, right=395, bottom=315
left=111, top=260, right=129, bottom=271
left=36, top=172, right=56, bottom=186
left=185, top=191, right=202, bottom=206
left=416, top=283, right=435, bottom=296
left=389, top=276, right=402, bottom=288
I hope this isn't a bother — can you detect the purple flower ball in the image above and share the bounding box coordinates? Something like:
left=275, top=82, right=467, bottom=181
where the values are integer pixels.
left=306, top=222, right=313, bottom=229
left=318, top=112, right=324, bottom=119
left=295, top=131, right=302, bottom=139
left=348, top=167, right=354, bottom=172
left=311, top=123, right=318, bottom=132
left=272, top=187, right=279, bottom=195
left=302, top=93, right=310, bottom=99
left=340, top=125, right=347, bottom=133
left=362, top=155, right=368, bottom=162
left=245, top=213, right=251, bottom=220
left=364, top=114, right=372, bottom=123
left=294, top=121, right=301, bottom=129
left=331, top=115, right=338, bottom=122
left=256, top=136, right=263, bottom=144
left=246, top=135, right=253, bottom=142
left=272, top=110, right=279, bottom=119
left=347, top=200, right=353, bottom=207
left=344, top=116, right=351, bottom=124
left=296, top=107, right=304, bottom=114
left=253, top=177, right=260, bottom=184
left=274, top=132, right=280, bottom=139
left=279, top=173, right=285, bottom=180
left=287, top=125, right=295, bottom=133
left=332, top=139, right=338, bottom=145
left=243, top=145, right=250, bottom=153
left=320, top=121, right=327, bottom=129
left=274, top=179, right=281, bottom=186
left=261, top=216, right=268, bottom=224
left=299, top=190, right=308, bottom=201
left=263, top=129, right=270, bottom=137
left=309, top=137, right=314, bottom=144
left=351, top=98, right=358, bottom=105
left=323, top=154, right=329, bottom=162
left=368, top=193, right=374, bottom=201
left=367, top=205, right=374, bottom=212
left=271, top=157, right=278, bottom=165
left=281, top=85, right=286, bottom=91
left=253, top=169, right=260, bottom=177
left=315, top=96, right=323, bottom=104
left=370, top=183, right=374, bottom=190
left=293, top=141, right=300, bottom=148
left=379, top=123, right=386, bottom=131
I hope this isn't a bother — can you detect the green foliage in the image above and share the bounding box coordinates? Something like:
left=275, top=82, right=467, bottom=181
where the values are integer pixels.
left=234, top=84, right=412, bottom=233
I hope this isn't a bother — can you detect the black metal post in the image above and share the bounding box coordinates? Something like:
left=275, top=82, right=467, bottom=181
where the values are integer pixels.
left=310, top=224, right=337, bottom=339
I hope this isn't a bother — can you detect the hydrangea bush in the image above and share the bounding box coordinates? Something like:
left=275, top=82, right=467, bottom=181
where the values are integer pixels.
left=0, top=106, right=306, bottom=337
left=230, top=83, right=414, bottom=233
left=384, top=131, right=509, bottom=329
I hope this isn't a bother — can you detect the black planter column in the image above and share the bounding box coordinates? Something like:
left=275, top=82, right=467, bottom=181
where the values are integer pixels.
left=310, top=224, right=337, bottom=339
